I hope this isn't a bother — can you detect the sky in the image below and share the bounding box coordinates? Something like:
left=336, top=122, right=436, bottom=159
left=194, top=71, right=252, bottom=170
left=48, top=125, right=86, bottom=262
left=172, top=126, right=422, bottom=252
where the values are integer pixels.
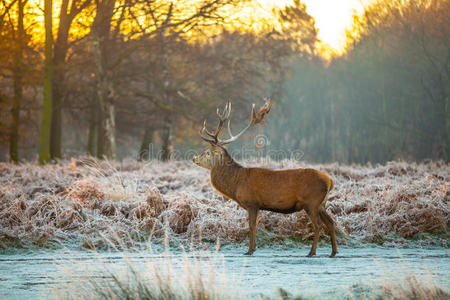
left=257, top=0, right=366, bottom=52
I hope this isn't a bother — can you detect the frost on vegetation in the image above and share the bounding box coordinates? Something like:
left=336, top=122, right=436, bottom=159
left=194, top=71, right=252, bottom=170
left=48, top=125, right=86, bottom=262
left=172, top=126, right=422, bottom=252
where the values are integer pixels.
left=0, top=157, right=448, bottom=249
left=344, top=265, right=449, bottom=300
left=55, top=238, right=237, bottom=300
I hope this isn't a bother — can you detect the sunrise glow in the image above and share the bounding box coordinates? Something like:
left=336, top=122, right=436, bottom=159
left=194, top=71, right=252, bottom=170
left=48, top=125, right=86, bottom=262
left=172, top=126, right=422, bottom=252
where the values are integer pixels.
left=258, top=0, right=366, bottom=53
left=23, top=0, right=369, bottom=56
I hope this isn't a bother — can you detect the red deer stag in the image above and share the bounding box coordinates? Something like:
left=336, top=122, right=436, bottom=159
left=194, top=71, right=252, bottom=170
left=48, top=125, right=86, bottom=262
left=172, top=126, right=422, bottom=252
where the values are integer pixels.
left=192, top=100, right=337, bottom=257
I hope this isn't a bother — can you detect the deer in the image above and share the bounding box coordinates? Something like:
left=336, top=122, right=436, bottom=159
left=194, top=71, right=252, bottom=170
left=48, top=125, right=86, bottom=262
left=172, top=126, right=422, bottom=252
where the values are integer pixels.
left=192, top=100, right=338, bottom=257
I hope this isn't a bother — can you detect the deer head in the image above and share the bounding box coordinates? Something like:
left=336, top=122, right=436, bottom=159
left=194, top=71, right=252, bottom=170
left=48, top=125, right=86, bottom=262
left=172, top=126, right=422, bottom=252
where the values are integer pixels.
left=192, top=99, right=272, bottom=170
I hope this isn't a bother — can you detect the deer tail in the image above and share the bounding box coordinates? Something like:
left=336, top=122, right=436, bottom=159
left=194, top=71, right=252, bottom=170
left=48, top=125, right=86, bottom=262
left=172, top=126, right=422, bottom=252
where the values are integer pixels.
left=328, top=178, right=334, bottom=193
left=321, top=177, right=335, bottom=205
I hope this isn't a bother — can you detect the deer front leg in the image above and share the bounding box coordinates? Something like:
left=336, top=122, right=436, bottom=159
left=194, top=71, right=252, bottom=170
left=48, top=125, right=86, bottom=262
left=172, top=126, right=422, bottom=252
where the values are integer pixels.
left=245, top=207, right=259, bottom=255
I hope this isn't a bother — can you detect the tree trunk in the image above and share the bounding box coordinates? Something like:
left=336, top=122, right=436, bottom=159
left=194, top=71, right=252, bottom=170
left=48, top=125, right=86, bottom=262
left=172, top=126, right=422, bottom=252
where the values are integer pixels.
left=92, top=37, right=117, bottom=160
left=139, top=126, right=154, bottom=161
left=92, top=0, right=116, bottom=160
left=435, top=92, right=449, bottom=161
left=9, top=0, right=24, bottom=163
left=51, top=0, right=84, bottom=159
left=96, top=100, right=104, bottom=158
left=160, top=120, right=172, bottom=161
left=10, top=71, right=21, bottom=163
left=87, top=104, right=97, bottom=156
left=50, top=95, right=61, bottom=158
left=104, top=102, right=117, bottom=160
left=159, top=28, right=173, bottom=162
left=40, top=0, right=53, bottom=164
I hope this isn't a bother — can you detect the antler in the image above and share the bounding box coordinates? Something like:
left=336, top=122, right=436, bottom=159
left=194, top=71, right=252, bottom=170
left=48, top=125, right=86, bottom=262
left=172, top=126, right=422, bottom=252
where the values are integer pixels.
left=199, top=99, right=272, bottom=146
left=199, top=102, right=232, bottom=144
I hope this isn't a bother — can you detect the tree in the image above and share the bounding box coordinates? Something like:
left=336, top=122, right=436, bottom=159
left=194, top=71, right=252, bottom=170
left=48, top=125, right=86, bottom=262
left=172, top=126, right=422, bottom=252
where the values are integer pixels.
left=91, top=0, right=117, bottom=159
left=0, top=0, right=40, bottom=162
left=342, top=0, right=449, bottom=161
left=9, top=0, right=25, bottom=163
left=276, top=0, right=318, bottom=55
left=273, top=0, right=449, bottom=163
left=39, top=0, right=53, bottom=164
left=50, top=0, right=92, bottom=159
left=89, top=0, right=240, bottom=160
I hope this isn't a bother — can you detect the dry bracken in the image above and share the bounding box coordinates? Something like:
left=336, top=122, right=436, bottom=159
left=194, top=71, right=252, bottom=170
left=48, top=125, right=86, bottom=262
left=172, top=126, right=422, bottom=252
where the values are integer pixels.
left=0, top=158, right=448, bottom=248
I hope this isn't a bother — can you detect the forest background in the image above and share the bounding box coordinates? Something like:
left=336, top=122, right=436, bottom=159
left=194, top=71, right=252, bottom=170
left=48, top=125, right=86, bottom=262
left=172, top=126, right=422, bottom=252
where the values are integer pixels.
left=0, top=0, right=448, bottom=164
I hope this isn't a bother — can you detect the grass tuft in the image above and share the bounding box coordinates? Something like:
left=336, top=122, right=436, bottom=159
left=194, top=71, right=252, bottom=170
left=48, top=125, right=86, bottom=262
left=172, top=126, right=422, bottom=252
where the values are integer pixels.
left=55, top=236, right=237, bottom=300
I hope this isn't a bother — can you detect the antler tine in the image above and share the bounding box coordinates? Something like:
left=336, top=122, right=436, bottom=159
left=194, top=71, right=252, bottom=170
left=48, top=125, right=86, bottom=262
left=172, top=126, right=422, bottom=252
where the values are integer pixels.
left=199, top=120, right=216, bottom=143
left=216, top=103, right=225, bottom=120
left=202, top=120, right=217, bottom=138
left=217, top=102, right=231, bottom=121
left=199, top=102, right=232, bottom=144
left=211, top=102, right=231, bottom=140
left=226, top=102, right=232, bottom=119
left=199, top=134, right=216, bottom=143
left=218, top=100, right=270, bottom=146
left=227, top=119, right=233, bottom=138
left=218, top=103, right=255, bottom=145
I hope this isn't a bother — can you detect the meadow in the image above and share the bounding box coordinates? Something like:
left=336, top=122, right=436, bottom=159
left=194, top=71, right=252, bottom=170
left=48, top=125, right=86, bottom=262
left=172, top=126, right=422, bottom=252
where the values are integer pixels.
left=0, top=158, right=448, bottom=249
left=0, top=158, right=448, bottom=299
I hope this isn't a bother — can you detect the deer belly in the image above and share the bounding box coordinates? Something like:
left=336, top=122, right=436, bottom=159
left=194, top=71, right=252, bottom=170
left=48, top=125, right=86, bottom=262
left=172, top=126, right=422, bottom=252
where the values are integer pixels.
left=261, top=205, right=298, bottom=214
left=259, top=194, right=300, bottom=214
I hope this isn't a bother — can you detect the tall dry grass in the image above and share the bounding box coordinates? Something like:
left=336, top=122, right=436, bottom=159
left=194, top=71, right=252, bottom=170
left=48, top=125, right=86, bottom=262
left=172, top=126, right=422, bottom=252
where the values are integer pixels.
left=344, top=265, right=449, bottom=300
left=0, top=157, right=448, bottom=248
left=55, top=235, right=236, bottom=300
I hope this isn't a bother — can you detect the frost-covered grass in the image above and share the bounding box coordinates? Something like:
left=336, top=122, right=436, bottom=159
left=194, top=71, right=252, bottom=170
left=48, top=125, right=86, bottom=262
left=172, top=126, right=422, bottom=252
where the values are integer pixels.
left=344, top=267, right=449, bottom=300
left=55, top=236, right=234, bottom=300
left=58, top=257, right=449, bottom=300
left=53, top=240, right=449, bottom=300
left=0, top=157, right=448, bottom=249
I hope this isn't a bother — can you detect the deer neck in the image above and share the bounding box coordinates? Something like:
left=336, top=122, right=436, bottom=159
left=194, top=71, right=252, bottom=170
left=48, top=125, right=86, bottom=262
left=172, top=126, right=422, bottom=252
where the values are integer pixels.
left=210, top=156, right=245, bottom=200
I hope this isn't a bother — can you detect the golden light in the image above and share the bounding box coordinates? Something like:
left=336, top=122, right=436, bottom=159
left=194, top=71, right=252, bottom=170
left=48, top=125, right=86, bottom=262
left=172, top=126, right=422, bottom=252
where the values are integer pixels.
left=258, top=0, right=367, bottom=54
left=303, top=0, right=365, bottom=52
left=23, top=0, right=370, bottom=57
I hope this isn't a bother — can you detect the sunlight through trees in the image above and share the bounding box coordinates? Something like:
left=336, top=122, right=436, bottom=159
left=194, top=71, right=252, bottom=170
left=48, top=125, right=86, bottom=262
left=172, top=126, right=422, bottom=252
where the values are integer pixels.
left=0, top=0, right=448, bottom=163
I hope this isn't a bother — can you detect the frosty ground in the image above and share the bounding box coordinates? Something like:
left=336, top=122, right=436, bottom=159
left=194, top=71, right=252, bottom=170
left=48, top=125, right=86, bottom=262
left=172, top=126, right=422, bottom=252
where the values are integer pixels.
left=0, top=158, right=448, bottom=298
left=1, top=246, right=449, bottom=299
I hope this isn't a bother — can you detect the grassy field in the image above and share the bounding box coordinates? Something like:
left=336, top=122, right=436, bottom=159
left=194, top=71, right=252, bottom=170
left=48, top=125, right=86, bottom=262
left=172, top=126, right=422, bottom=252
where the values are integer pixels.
left=0, top=158, right=449, bottom=299
left=0, top=158, right=448, bottom=250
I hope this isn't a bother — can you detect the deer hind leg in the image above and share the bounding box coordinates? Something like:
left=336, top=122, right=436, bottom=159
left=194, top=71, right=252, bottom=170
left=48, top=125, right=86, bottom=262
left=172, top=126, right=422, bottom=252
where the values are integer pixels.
left=319, top=207, right=338, bottom=258
left=245, top=207, right=259, bottom=255
left=306, top=208, right=320, bottom=257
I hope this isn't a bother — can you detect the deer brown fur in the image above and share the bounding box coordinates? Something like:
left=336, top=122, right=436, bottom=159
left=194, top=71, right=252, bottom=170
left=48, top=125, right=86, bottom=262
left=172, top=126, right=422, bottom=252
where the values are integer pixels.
left=192, top=101, right=338, bottom=257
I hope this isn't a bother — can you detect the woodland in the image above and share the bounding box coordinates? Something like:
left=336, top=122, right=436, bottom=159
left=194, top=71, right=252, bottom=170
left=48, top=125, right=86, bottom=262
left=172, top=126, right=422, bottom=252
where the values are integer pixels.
left=0, top=0, right=448, bottom=164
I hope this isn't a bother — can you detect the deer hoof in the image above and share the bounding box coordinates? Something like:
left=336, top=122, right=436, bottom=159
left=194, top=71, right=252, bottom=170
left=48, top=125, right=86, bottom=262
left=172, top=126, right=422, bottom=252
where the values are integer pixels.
left=244, top=251, right=254, bottom=256
left=330, top=251, right=337, bottom=258
left=306, top=252, right=315, bottom=257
